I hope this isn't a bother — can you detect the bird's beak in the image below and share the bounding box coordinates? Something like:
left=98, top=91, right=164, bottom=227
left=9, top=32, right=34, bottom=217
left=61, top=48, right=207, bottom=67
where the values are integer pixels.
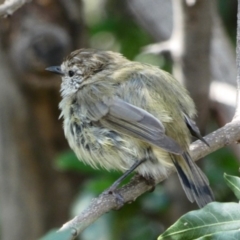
left=45, top=66, right=64, bottom=75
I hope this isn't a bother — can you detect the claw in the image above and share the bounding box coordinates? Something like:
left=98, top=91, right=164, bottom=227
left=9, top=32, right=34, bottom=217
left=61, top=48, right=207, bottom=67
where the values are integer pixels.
left=106, top=188, right=125, bottom=209
left=138, top=174, right=156, bottom=192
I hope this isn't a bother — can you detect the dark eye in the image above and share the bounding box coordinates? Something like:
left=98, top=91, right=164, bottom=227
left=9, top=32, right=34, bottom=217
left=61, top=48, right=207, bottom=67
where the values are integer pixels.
left=68, top=70, right=75, bottom=77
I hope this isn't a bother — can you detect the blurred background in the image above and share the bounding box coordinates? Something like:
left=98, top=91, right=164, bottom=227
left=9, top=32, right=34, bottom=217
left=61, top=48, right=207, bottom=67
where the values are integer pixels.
left=0, top=0, right=239, bottom=239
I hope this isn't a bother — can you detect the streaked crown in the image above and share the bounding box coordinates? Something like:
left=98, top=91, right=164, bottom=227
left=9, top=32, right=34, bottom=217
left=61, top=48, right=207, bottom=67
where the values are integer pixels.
left=59, top=49, right=126, bottom=97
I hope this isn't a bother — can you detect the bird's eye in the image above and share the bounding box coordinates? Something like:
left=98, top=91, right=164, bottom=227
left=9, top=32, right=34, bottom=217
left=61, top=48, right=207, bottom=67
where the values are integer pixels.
left=68, top=70, right=75, bottom=77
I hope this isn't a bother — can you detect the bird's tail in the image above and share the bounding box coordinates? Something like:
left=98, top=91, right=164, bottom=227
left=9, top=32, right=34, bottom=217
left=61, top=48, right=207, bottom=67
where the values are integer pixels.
left=171, top=152, right=214, bottom=208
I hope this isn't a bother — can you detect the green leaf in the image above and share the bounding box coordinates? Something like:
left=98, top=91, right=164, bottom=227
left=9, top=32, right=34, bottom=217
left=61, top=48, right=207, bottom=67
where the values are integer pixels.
left=197, top=229, right=240, bottom=240
left=224, top=173, right=240, bottom=200
left=39, top=229, right=73, bottom=240
left=158, top=202, right=240, bottom=240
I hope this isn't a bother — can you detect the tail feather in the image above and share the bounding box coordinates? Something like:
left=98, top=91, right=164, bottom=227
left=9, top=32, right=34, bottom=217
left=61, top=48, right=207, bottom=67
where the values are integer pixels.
left=171, top=152, right=214, bottom=208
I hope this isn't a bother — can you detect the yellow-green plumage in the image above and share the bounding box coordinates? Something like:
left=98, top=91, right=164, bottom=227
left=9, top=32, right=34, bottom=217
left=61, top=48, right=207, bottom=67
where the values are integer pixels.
left=52, top=49, right=214, bottom=208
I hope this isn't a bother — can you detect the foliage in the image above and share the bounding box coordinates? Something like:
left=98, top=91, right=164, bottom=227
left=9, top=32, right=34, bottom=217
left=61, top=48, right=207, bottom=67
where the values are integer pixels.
left=158, top=174, right=240, bottom=240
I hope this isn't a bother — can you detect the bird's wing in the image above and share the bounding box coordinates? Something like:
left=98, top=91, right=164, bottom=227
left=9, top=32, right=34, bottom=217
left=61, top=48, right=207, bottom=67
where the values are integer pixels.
left=184, top=114, right=209, bottom=146
left=85, top=97, right=183, bottom=155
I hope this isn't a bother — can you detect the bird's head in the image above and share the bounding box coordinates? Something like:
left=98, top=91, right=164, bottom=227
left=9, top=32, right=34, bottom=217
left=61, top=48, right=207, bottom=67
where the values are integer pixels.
left=46, top=48, right=126, bottom=97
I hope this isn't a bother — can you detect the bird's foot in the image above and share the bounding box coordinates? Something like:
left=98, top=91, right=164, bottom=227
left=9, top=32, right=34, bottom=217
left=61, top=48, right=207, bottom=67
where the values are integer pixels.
left=105, top=187, right=125, bottom=210
left=135, top=174, right=156, bottom=192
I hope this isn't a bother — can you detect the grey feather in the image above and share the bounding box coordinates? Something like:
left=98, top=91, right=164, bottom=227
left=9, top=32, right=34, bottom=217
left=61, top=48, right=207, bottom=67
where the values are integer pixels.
left=184, top=114, right=209, bottom=147
left=86, top=97, right=183, bottom=155
left=107, top=98, right=165, bottom=131
left=171, top=152, right=214, bottom=207
left=85, top=101, right=109, bottom=121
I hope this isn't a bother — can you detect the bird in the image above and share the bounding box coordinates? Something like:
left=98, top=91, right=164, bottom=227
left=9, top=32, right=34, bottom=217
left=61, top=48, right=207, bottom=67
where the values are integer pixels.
left=46, top=48, right=214, bottom=208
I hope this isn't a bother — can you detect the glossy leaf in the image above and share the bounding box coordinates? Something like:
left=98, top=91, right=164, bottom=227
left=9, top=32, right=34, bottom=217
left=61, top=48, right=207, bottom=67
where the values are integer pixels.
left=158, top=202, right=240, bottom=240
left=224, top=173, right=240, bottom=200
left=197, top=229, right=240, bottom=240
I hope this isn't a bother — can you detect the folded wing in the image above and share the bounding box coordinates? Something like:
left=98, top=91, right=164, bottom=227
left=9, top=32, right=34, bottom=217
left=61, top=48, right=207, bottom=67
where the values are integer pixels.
left=85, top=97, right=183, bottom=155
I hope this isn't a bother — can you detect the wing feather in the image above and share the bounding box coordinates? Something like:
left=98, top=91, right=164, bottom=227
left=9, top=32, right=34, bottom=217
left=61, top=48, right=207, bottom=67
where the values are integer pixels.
left=86, top=97, right=183, bottom=155
left=184, top=114, right=209, bottom=146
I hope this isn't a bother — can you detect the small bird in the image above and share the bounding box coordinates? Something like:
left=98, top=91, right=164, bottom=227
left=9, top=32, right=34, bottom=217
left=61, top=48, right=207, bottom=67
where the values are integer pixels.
left=46, top=48, right=214, bottom=208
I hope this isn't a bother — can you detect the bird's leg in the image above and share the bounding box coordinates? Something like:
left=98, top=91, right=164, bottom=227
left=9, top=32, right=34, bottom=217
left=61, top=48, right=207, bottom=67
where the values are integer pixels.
left=138, top=175, right=156, bottom=192
left=131, top=173, right=156, bottom=192
left=108, top=158, right=147, bottom=192
left=106, top=158, right=147, bottom=208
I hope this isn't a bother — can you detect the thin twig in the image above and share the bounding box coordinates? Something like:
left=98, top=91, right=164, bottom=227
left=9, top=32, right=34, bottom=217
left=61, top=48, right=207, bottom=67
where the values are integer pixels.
left=0, top=0, right=31, bottom=17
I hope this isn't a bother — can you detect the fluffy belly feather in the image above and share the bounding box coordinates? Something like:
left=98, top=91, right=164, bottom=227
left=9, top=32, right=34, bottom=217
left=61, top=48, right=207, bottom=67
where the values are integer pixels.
left=64, top=117, right=172, bottom=179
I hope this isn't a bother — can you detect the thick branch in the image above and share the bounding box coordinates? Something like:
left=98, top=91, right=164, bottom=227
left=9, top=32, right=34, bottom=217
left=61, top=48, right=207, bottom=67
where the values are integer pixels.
left=58, top=119, right=240, bottom=239
left=0, top=0, right=30, bottom=17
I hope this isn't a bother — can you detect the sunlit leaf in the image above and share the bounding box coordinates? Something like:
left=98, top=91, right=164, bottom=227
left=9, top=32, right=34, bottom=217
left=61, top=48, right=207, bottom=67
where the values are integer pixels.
left=197, top=229, right=240, bottom=240
left=224, top=173, right=240, bottom=200
left=158, top=202, right=240, bottom=240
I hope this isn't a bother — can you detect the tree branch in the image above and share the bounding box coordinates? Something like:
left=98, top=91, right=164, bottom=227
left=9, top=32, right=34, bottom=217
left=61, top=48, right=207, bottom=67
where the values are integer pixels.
left=58, top=119, right=240, bottom=239
left=0, top=0, right=31, bottom=17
